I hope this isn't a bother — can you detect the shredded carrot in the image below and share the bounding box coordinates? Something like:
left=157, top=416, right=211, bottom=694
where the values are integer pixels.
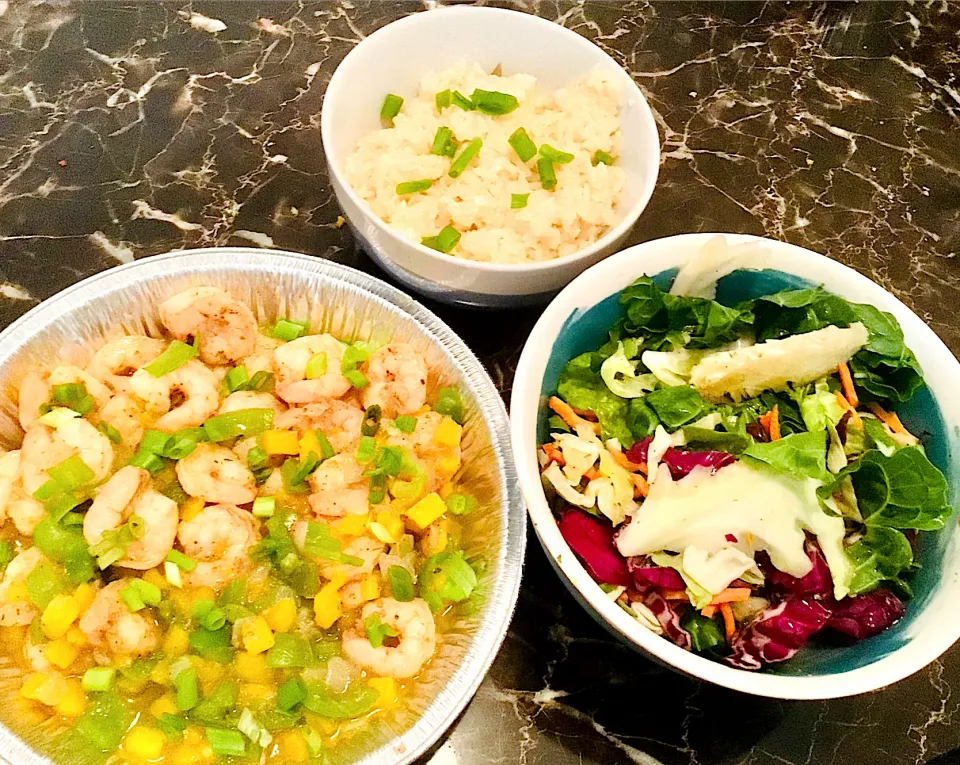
left=609, top=447, right=645, bottom=473
left=662, top=589, right=689, bottom=601
left=632, top=473, right=649, bottom=498
left=837, top=361, right=858, bottom=409
left=542, top=443, right=565, bottom=467
left=866, top=402, right=907, bottom=435
left=584, top=467, right=600, bottom=482
left=701, top=605, right=717, bottom=619
left=768, top=404, right=781, bottom=441
left=835, top=391, right=863, bottom=428
left=709, top=588, right=752, bottom=605
left=548, top=396, right=599, bottom=435
left=571, top=406, right=599, bottom=422
left=719, top=602, right=736, bottom=642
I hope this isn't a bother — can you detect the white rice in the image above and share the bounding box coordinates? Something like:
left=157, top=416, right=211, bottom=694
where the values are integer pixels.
left=343, top=61, right=626, bottom=265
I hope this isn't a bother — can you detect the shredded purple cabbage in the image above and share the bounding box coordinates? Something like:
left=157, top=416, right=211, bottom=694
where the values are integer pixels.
left=764, top=543, right=834, bottom=599
left=629, top=562, right=686, bottom=590
left=557, top=509, right=630, bottom=587
left=727, top=595, right=830, bottom=669
left=824, top=590, right=905, bottom=640
left=625, top=438, right=735, bottom=480
left=644, top=591, right=691, bottom=650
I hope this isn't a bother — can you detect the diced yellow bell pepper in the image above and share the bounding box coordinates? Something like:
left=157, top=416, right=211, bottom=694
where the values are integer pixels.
left=438, top=481, right=455, bottom=500
left=276, top=729, right=310, bottom=762
left=20, top=673, right=48, bottom=701
left=163, top=625, right=191, bottom=657
left=433, top=417, right=462, bottom=449
left=261, top=430, right=300, bottom=456
left=367, top=677, right=398, bottom=710
left=123, top=725, right=165, bottom=760
left=150, top=693, right=178, bottom=719
left=181, top=497, right=205, bottom=522
left=142, top=568, right=168, bottom=592
left=171, top=728, right=214, bottom=765
left=261, top=598, right=297, bottom=633
left=44, top=638, right=79, bottom=670
left=420, top=524, right=448, bottom=558
left=55, top=679, right=86, bottom=717
left=151, top=659, right=171, bottom=686
left=238, top=683, right=275, bottom=706
left=436, top=452, right=461, bottom=477
left=5, top=581, right=28, bottom=604
left=415, top=404, right=431, bottom=416
left=333, top=513, right=369, bottom=539
left=187, top=585, right=216, bottom=607
left=41, top=594, right=81, bottom=640
left=299, top=429, right=322, bottom=461
left=368, top=509, right=403, bottom=544
left=359, top=573, right=381, bottom=602
left=237, top=616, right=275, bottom=655
left=193, top=658, right=225, bottom=691
left=72, top=582, right=96, bottom=614
left=403, top=492, right=447, bottom=533
left=313, top=574, right=346, bottom=629
left=235, top=651, right=275, bottom=684
left=65, top=626, right=87, bottom=646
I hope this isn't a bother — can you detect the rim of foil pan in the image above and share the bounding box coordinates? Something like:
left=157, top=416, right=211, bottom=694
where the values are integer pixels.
left=0, top=248, right=525, bottom=765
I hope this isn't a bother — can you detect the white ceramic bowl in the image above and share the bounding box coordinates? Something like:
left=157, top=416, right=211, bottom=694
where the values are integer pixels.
left=321, top=6, right=660, bottom=308
left=510, top=233, right=960, bottom=699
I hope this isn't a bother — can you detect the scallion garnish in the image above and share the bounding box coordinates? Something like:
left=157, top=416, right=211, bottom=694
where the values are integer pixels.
left=507, top=127, right=537, bottom=163
left=166, top=549, right=197, bottom=572
left=451, top=90, right=475, bottom=111
left=448, top=137, right=482, bottom=179
left=592, top=149, right=615, bottom=166
left=537, top=157, right=557, bottom=190
left=430, top=126, right=458, bottom=157
left=396, top=179, right=433, bottom=195
left=421, top=226, right=461, bottom=254
left=270, top=318, right=308, bottom=341
left=470, top=89, right=518, bottom=116
left=511, top=193, right=529, bottom=209
left=143, top=340, right=198, bottom=378
left=380, top=93, right=403, bottom=127
left=252, top=496, right=276, bottom=518
left=539, top=144, right=574, bottom=164
left=435, top=89, right=452, bottom=111
left=394, top=414, right=417, bottom=433
left=202, top=408, right=274, bottom=442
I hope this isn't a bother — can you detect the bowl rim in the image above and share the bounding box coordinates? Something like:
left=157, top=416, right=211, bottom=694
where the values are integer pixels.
left=0, top=247, right=527, bottom=764
left=320, top=4, right=661, bottom=274
left=510, top=232, right=960, bottom=699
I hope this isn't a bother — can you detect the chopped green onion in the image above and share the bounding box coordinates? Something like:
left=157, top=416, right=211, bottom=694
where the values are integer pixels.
left=539, top=144, right=574, bottom=164
left=203, top=408, right=274, bottom=442
left=26, top=562, right=66, bottom=609
left=470, top=88, right=518, bottom=115
left=237, top=708, right=272, bottom=748
left=394, top=415, right=417, bottom=433
left=130, top=451, right=166, bottom=475
left=271, top=319, right=308, bottom=341
left=280, top=453, right=320, bottom=493
left=430, top=126, right=457, bottom=157
left=143, top=340, right=199, bottom=378
left=276, top=676, right=307, bottom=711
left=302, top=521, right=363, bottom=565
left=421, top=225, right=461, bottom=254
left=344, top=369, right=369, bottom=389
left=121, top=585, right=145, bottom=613
left=75, top=691, right=132, bottom=751
left=166, top=549, right=197, bottom=572
left=592, top=149, right=615, bottom=166
left=46, top=491, right=88, bottom=522
left=206, top=727, right=246, bottom=757
left=341, top=343, right=371, bottom=371
left=266, top=633, right=314, bottom=669
left=361, top=405, right=382, bottom=437
left=375, top=445, right=404, bottom=477
left=445, top=492, right=478, bottom=515
left=537, top=157, right=557, bottom=190
left=0, top=541, right=14, bottom=572
left=164, top=560, right=183, bottom=588
left=451, top=90, right=474, bottom=111
left=173, top=666, right=199, bottom=711
left=434, top=386, right=465, bottom=423
left=52, top=383, right=85, bottom=405
left=141, top=430, right=172, bottom=455
left=387, top=565, right=415, bottom=602
left=225, top=365, right=249, bottom=392
left=189, top=625, right=234, bottom=663
left=396, top=179, right=433, bottom=195
left=47, top=454, right=96, bottom=491
left=82, top=667, right=116, bottom=692
left=356, top=435, right=377, bottom=464
left=97, top=422, right=122, bottom=444
left=508, top=127, right=537, bottom=162
left=304, top=352, right=328, bottom=380
left=247, top=446, right=269, bottom=470
left=380, top=93, right=404, bottom=127
left=303, top=727, right=323, bottom=757
left=448, top=137, right=482, bottom=178
left=252, top=496, right=276, bottom=518
left=193, top=600, right=227, bottom=631
left=364, top=612, right=399, bottom=648
left=247, top=370, right=275, bottom=392
left=435, top=89, right=452, bottom=111
left=163, top=432, right=200, bottom=461
left=38, top=407, right=80, bottom=428
left=157, top=713, right=187, bottom=743
left=510, top=193, right=529, bottom=209
left=419, top=550, right=478, bottom=612
left=368, top=471, right=387, bottom=505
left=314, top=430, right=335, bottom=461
left=123, top=578, right=161, bottom=612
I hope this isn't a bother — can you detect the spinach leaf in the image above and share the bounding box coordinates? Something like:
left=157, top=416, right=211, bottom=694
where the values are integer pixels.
left=682, top=426, right=750, bottom=455
left=626, top=398, right=659, bottom=440
left=643, top=386, right=711, bottom=430
left=681, top=611, right=728, bottom=657
left=845, top=526, right=914, bottom=596
left=752, top=288, right=857, bottom=341
left=743, top=431, right=829, bottom=481
left=557, top=353, right=632, bottom=445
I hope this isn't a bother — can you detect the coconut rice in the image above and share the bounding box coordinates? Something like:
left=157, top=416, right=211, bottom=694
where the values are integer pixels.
left=343, top=61, right=626, bottom=265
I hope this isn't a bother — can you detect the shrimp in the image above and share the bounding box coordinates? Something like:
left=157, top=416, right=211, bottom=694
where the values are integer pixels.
left=18, top=366, right=112, bottom=431
left=86, top=336, right=166, bottom=395
left=20, top=420, right=114, bottom=495
left=361, top=343, right=427, bottom=418
left=177, top=504, right=260, bottom=588
left=129, top=359, right=219, bottom=432
left=275, top=400, right=364, bottom=453
left=319, top=535, right=384, bottom=582
left=274, top=334, right=352, bottom=404
left=175, top=443, right=256, bottom=505
left=8, top=493, right=44, bottom=536
left=306, top=454, right=369, bottom=518
left=98, top=394, right=145, bottom=448
left=79, top=580, right=158, bottom=664
left=218, top=391, right=285, bottom=415
left=84, top=466, right=178, bottom=569
left=342, top=598, right=436, bottom=679
left=240, top=334, right=283, bottom=376
left=0, top=450, right=20, bottom=525
left=0, top=547, right=44, bottom=626
left=386, top=411, right=461, bottom=492
left=160, top=287, right=257, bottom=365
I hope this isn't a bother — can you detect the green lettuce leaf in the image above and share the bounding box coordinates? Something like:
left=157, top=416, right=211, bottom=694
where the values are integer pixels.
left=643, top=386, right=711, bottom=430
left=743, top=431, right=830, bottom=481
left=681, top=426, right=750, bottom=455
left=626, top=398, right=659, bottom=440
left=845, top=526, right=914, bottom=596
left=557, top=353, right=632, bottom=445
left=797, top=380, right=845, bottom=432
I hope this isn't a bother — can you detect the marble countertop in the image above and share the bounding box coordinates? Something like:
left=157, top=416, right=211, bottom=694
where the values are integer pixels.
left=1, top=2, right=959, bottom=764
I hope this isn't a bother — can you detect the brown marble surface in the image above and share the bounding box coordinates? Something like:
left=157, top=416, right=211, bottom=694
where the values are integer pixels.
left=0, top=2, right=959, bottom=764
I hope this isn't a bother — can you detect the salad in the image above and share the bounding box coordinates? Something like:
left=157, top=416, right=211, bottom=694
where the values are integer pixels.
left=538, top=245, right=951, bottom=669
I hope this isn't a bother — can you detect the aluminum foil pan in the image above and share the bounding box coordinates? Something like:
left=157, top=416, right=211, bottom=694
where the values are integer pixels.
left=0, top=248, right=525, bottom=765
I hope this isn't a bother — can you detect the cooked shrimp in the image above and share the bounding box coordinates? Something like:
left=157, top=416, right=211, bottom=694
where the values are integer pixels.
left=98, top=394, right=145, bottom=448
left=86, top=336, right=166, bottom=394
left=274, top=334, right=352, bottom=404
left=20, top=420, right=114, bottom=495
left=18, top=366, right=112, bottom=431
left=218, top=391, right=285, bottom=415
left=84, top=466, right=178, bottom=569
left=177, top=503, right=260, bottom=588
left=319, top=535, right=384, bottom=582
left=176, top=443, right=256, bottom=505
left=129, top=359, right=219, bottom=432
left=0, top=548, right=44, bottom=626
left=275, top=400, right=364, bottom=453
left=0, top=450, right=20, bottom=525
left=240, top=334, right=282, bottom=376
left=8, top=493, right=44, bottom=536
left=306, top=454, right=369, bottom=517
left=342, top=597, right=436, bottom=678
left=79, top=580, right=158, bottom=664
left=361, top=343, right=427, bottom=418
left=160, top=287, right=257, bottom=365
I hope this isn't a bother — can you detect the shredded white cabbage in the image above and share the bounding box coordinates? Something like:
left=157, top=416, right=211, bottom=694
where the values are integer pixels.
left=600, top=341, right=657, bottom=398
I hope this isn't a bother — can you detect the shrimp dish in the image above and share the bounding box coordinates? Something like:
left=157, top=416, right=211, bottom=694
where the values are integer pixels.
left=0, top=286, right=480, bottom=763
